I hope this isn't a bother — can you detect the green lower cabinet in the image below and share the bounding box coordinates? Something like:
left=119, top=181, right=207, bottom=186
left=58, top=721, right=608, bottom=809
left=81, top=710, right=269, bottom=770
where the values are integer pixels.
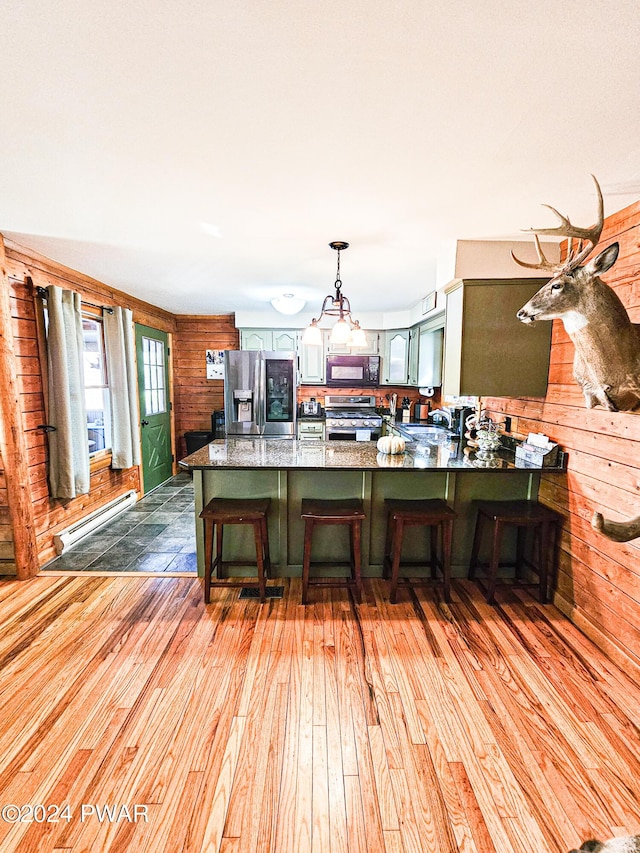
left=368, top=471, right=449, bottom=566
left=193, top=466, right=538, bottom=578
left=287, top=471, right=368, bottom=571
left=194, top=470, right=285, bottom=577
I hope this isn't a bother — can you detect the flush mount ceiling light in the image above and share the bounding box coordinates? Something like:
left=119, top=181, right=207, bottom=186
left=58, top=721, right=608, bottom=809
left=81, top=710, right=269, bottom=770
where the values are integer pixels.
left=270, top=293, right=306, bottom=315
left=302, top=242, right=367, bottom=348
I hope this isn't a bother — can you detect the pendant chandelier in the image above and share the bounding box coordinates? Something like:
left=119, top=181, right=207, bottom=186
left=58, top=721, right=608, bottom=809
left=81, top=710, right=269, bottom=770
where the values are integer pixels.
left=302, top=242, right=367, bottom=347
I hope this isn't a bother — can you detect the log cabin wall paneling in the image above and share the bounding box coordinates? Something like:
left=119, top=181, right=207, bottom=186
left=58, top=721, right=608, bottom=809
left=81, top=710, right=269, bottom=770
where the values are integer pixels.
left=2, top=237, right=177, bottom=569
left=172, top=314, right=239, bottom=460
left=482, top=198, right=640, bottom=673
left=0, top=250, right=14, bottom=570
left=0, top=234, right=39, bottom=577
left=0, top=455, right=15, bottom=571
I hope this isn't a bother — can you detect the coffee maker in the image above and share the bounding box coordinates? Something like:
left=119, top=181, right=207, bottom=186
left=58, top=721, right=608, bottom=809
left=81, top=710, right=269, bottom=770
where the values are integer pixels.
left=450, top=406, right=475, bottom=440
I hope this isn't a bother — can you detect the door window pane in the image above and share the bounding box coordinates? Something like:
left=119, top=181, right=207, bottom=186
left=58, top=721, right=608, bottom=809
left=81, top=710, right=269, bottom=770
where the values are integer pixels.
left=142, top=336, right=166, bottom=415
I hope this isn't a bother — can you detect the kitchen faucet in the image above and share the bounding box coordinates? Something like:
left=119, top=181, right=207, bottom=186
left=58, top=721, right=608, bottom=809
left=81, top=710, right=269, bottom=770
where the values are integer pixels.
left=429, top=408, right=453, bottom=428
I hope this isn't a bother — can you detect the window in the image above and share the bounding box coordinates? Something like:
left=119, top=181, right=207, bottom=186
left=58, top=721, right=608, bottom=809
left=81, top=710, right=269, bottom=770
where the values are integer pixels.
left=82, top=317, right=111, bottom=455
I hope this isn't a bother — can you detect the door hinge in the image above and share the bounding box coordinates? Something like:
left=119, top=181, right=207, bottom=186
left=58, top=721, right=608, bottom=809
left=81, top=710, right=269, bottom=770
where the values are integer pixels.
left=171, top=454, right=175, bottom=462
left=169, top=401, right=173, bottom=410
left=167, top=347, right=170, bottom=356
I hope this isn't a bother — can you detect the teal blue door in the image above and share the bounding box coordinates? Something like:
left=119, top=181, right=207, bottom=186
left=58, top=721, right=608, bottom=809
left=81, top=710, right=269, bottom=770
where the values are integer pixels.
left=135, top=324, right=173, bottom=493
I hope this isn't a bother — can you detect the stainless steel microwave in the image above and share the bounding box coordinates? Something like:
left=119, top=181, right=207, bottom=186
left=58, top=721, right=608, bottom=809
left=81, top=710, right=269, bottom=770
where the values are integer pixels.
left=325, top=355, right=381, bottom=387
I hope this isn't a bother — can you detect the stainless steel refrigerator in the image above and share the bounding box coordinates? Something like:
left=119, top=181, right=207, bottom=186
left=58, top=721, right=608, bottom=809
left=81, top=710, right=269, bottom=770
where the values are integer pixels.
left=224, top=350, right=296, bottom=438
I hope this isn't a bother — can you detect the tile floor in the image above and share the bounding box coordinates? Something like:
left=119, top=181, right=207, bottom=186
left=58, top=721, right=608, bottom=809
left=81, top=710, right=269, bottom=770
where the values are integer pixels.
left=44, top=473, right=197, bottom=573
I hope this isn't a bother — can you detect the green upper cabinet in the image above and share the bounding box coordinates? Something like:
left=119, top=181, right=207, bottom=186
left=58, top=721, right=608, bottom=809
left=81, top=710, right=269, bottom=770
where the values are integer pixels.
left=240, top=329, right=271, bottom=351
left=298, top=332, right=325, bottom=384
left=238, top=324, right=446, bottom=388
left=408, top=327, right=420, bottom=386
left=443, top=278, right=552, bottom=397
left=417, top=323, right=444, bottom=388
left=382, top=322, right=444, bottom=387
left=382, top=330, right=410, bottom=384
left=240, top=327, right=382, bottom=384
left=272, top=330, right=297, bottom=351
left=240, top=329, right=296, bottom=352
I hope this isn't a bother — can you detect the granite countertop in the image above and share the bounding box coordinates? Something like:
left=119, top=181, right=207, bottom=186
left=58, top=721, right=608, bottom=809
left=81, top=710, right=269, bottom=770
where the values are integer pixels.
left=179, top=437, right=564, bottom=473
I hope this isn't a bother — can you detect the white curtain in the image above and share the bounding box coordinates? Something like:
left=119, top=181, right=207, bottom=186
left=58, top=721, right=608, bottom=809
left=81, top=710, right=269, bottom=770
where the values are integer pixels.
left=46, top=285, right=90, bottom=498
left=103, top=307, right=140, bottom=469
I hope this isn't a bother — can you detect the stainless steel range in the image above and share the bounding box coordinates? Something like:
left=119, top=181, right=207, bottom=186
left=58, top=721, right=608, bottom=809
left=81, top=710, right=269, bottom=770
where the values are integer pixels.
left=324, top=395, right=383, bottom=441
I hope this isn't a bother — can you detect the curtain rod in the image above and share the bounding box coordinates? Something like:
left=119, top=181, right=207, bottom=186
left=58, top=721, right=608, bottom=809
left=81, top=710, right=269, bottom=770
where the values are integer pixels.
left=34, top=285, right=114, bottom=314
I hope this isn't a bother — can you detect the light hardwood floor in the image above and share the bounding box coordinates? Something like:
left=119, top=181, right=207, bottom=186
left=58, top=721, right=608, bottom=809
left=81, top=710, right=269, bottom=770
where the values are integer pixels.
left=0, top=575, right=638, bottom=852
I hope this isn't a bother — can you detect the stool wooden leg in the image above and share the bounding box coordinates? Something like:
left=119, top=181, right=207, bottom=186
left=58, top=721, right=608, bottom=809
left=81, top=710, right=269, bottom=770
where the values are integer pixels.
left=214, top=522, right=224, bottom=578
left=349, top=521, right=356, bottom=576
left=253, top=521, right=267, bottom=603
left=203, top=519, right=213, bottom=604
left=538, top=521, right=551, bottom=603
left=261, top=515, right=271, bottom=578
left=383, top=511, right=394, bottom=580
left=351, top=519, right=363, bottom=603
left=548, top=520, right=559, bottom=601
left=389, top=518, right=404, bottom=604
left=302, top=518, right=313, bottom=604
left=442, top=518, right=453, bottom=604
left=468, top=511, right=484, bottom=580
left=486, top=520, right=503, bottom=605
left=515, top=526, right=526, bottom=581
left=430, top=524, right=438, bottom=579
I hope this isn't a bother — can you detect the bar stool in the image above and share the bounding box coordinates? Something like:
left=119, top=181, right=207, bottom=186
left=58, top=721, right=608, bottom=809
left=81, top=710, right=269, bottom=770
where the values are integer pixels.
left=199, top=497, right=271, bottom=604
left=301, top=498, right=365, bottom=604
left=383, top=498, right=456, bottom=604
left=468, top=499, right=561, bottom=604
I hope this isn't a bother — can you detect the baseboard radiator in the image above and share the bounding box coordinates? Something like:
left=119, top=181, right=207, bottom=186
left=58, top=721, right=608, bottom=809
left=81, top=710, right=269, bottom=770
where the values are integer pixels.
left=53, top=490, right=138, bottom=555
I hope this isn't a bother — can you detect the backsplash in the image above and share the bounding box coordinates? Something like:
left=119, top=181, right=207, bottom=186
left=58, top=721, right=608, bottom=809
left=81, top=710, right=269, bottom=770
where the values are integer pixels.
left=297, top=385, right=442, bottom=413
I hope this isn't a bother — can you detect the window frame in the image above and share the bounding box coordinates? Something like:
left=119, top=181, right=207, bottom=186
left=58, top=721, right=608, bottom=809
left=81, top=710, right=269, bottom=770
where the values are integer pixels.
left=81, top=307, right=112, bottom=462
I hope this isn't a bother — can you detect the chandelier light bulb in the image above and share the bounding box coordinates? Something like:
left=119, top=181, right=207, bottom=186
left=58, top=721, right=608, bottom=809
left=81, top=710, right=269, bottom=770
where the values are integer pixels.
left=302, top=320, right=323, bottom=346
left=349, top=323, right=368, bottom=348
left=330, top=317, right=351, bottom=344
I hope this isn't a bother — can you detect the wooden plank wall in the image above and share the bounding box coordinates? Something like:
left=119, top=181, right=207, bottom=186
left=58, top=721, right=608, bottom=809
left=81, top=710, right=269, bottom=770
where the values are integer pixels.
left=0, top=454, right=15, bottom=569
left=172, top=314, right=238, bottom=460
left=483, top=197, right=640, bottom=672
left=3, top=238, right=177, bottom=568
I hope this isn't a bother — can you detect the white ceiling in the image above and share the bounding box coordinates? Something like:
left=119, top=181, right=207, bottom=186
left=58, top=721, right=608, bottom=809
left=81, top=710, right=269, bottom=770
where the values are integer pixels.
left=2, top=1, right=640, bottom=318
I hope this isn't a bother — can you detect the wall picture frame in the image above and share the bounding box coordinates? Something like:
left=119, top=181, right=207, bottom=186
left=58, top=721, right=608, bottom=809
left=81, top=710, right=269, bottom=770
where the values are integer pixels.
left=206, top=349, right=225, bottom=380
left=421, top=291, right=437, bottom=314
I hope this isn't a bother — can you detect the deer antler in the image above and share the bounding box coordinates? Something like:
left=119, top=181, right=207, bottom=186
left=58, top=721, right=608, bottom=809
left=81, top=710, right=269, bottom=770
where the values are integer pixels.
left=511, top=174, right=604, bottom=273
left=592, top=509, right=640, bottom=542
left=510, top=234, right=559, bottom=271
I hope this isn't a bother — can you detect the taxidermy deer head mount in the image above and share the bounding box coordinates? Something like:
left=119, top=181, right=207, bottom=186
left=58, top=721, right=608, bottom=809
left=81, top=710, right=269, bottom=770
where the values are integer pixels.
left=513, top=175, right=640, bottom=412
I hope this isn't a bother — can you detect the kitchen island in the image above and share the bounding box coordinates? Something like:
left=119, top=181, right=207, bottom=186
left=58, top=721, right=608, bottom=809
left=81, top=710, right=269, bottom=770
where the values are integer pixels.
left=180, top=437, right=561, bottom=578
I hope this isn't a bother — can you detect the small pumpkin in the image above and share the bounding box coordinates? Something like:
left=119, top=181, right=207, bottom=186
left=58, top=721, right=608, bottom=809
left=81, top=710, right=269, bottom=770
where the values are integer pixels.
left=377, top=435, right=406, bottom=455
